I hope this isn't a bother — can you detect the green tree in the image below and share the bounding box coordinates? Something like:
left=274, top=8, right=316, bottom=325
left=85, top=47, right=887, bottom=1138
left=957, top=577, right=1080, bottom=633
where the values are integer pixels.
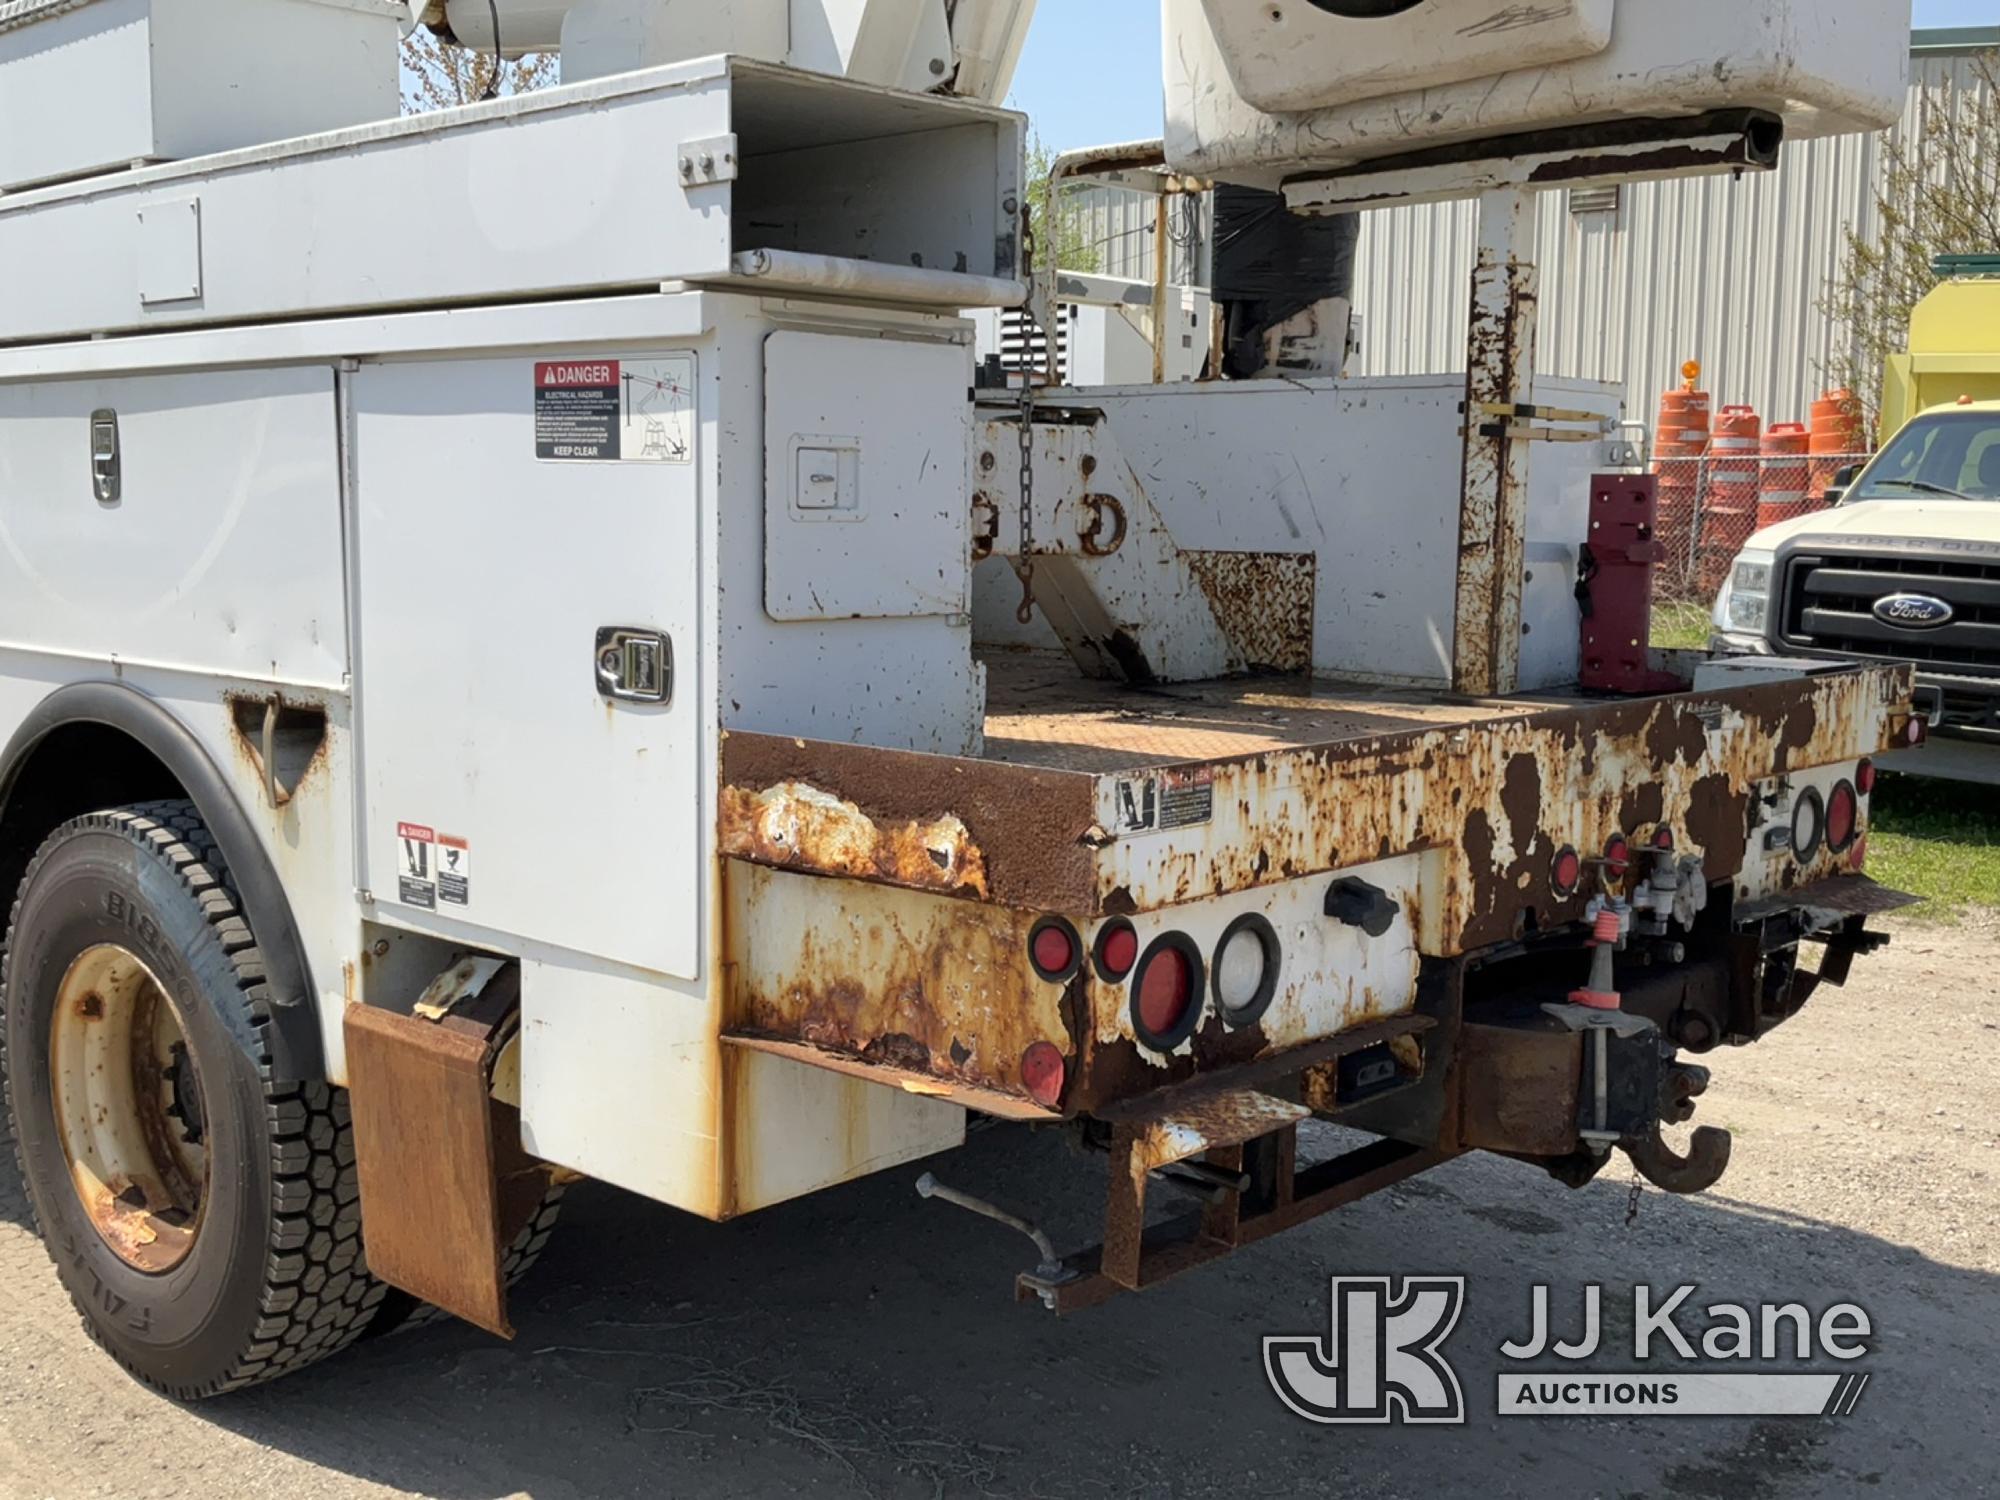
left=1824, top=50, right=2000, bottom=435
left=1026, top=135, right=1104, bottom=275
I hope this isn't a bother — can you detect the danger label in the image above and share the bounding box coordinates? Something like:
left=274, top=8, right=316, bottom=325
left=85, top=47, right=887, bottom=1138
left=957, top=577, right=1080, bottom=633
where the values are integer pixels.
left=534, top=355, right=695, bottom=464
left=396, top=822, right=437, bottom=910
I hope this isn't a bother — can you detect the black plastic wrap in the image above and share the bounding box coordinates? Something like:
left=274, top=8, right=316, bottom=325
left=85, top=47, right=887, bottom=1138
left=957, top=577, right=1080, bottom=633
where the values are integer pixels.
left=1211, top=184, right=1359, bottom=378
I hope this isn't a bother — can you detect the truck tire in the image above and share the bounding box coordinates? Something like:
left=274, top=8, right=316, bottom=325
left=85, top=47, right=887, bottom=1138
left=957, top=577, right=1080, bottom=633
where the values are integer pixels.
left=0, top=802, right=385, bottom=1399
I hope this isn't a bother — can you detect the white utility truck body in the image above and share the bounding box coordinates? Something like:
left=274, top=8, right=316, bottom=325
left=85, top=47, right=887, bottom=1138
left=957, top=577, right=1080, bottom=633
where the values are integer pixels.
left=0, top=0, right=1928, bottom=1397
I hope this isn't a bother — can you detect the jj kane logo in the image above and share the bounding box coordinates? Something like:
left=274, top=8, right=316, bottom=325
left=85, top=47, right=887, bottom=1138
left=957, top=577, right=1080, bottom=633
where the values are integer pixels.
left=1267, top=1280, right=1874, bottom=1425
left=1265, top=1278, right=1467, bottom=1425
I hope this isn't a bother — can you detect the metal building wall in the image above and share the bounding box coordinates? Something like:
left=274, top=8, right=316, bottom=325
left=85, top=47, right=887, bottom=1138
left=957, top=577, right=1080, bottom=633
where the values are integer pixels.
left=1348, top=35, right=1994, bottom=431
left=1062, top=181, right=1209, bottom=286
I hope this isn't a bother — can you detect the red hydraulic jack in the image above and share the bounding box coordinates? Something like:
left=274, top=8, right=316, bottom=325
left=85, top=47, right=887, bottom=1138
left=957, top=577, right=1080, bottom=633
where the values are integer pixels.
left=1578, top=474, right=1687, bottom=695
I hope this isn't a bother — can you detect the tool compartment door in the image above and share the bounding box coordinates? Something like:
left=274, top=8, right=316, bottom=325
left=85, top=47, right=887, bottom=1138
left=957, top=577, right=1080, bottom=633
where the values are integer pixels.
left=351, top=354, right=702, bottom=979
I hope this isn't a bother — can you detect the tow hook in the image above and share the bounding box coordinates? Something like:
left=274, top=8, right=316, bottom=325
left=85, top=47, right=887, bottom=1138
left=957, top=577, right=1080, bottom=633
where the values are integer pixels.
left=1625, top=1124, right=1733, bottom=1195
left=915, top=1173, right=1079, bottom=1309
left=1622, top=1059, right=1732, bottom=1194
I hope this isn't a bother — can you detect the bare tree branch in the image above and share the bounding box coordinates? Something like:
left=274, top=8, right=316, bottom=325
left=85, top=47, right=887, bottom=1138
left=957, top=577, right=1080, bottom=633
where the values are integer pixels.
left=402, top=32, right=558, bottom=113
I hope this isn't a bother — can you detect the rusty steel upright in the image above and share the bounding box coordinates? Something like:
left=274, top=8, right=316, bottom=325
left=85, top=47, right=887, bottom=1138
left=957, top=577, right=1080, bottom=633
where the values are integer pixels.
left=1454, top=188, right=1540, bottom=698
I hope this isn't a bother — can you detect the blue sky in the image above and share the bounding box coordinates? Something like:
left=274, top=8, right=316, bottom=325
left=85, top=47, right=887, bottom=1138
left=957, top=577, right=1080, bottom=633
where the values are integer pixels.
left=1008, top=1, right=1998, bottom=151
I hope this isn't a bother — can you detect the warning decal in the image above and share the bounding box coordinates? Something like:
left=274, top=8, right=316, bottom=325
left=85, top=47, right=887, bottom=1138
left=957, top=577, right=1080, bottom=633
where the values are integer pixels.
left=534, top=355, right=695, bottom=464
left=1158, top=767, right=1216, bottom=831
left=1112, top=768, right=1215, bottom=836
left=1115, top=777, right=1159, bottom=834
left=436, top=834, right=472, bottom=908
left=396, top=822, right=437, bottom=911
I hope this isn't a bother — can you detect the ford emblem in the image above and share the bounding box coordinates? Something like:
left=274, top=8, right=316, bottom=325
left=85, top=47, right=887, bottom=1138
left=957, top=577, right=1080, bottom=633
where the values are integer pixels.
left=1871, top=593, right=1956, bottom=630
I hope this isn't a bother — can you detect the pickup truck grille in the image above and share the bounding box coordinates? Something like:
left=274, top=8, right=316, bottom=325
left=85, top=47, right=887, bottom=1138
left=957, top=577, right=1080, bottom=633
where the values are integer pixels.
left=1780, top=550, right=2000, bottom=676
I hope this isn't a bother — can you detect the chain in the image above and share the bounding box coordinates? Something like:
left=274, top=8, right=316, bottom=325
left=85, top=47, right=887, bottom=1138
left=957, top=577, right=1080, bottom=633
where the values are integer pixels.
left=1624, top=1165, right=1644, bottom=1230
left=1012, top=208, right=1039, bottom=625
left=1014, top=379, right=1036, bottom=624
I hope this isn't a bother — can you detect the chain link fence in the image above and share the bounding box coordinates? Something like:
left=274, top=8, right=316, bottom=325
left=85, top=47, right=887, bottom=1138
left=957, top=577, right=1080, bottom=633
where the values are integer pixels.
left=1649, top=451, right=1873, bottom=601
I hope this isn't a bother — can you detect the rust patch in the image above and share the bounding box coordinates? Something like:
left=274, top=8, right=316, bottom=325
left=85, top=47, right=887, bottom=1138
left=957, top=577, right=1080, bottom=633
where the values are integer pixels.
left=1126, top=1091, right=1311, bottom=1175
left=75, top=992, right=104, bottom=1020
left=722, top=731, right=1097, bottom=911
left=722, top=865, right=1073, bottom=1110
left=1499, top=753, right=1541, bottom=857
left=1086, top=665, right=1910, bottom=953
left=1187, top=552, right=1317, bottom=674
left=720, top=782, right=989, bottom=899
left=1684, top=771, right=1747, bottom=879
left=224, top=691, right=332, bottom=808
left=1619, top=781, right=1666, bottom=835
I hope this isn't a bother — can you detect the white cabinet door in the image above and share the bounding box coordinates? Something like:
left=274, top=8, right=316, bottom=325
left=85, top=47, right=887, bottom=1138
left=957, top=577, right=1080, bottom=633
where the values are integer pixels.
left=352, top=353, right=703, bottom=979
left=764, top=330, right=970, bottom=622
left=0, top=366, right=347, bottom=686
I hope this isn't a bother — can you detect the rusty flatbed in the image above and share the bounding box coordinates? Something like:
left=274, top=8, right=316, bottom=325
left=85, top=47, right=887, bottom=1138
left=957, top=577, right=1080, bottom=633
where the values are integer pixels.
left=978, top=653, right=1574, bottom=774
left=723, top=654, right=1911, bottom=933
left=719, top=654, right=1913, bottom=1146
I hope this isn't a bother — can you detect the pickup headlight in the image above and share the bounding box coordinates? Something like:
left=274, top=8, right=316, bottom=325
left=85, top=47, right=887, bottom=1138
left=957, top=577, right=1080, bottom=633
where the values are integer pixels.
left=1713, top=550, right=1776, bottom=636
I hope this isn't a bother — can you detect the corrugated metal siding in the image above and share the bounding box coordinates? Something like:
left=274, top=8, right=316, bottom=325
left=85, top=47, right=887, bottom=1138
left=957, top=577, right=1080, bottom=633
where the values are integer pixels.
left=1059, top=42, right=1991, bottom=432
left=1349, top=46, right=1993, bottom=430
left=1061, top=183, right=1209, bottom=286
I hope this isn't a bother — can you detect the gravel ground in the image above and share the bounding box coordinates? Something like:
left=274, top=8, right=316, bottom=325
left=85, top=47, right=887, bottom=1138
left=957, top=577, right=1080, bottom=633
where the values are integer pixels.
left=2, top=915, right=1995, bottom=1500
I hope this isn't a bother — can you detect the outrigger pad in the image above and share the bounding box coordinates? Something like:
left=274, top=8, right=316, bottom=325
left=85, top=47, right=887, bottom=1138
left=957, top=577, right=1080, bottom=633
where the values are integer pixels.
left=345, top=998, right=549, bottom=1337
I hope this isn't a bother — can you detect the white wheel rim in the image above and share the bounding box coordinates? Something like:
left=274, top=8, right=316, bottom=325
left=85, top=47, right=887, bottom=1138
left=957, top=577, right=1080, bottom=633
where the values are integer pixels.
left=49, top=945, right=209, bottom=1274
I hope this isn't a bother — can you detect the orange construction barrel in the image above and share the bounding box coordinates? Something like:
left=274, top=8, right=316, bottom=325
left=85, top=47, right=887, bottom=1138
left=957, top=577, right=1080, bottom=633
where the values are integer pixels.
left=1759, top=422, right=1814, bottom=528
left=1700, top=404, right=1761, bottom=592
left=1810, top=389, right=1866, bottom=498
left=1653, top=371, right=1711, bottom=590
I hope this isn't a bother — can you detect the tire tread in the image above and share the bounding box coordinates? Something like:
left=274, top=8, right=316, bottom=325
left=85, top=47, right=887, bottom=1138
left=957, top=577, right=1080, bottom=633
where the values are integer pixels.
left=0, top=800, right=387, bottom=1399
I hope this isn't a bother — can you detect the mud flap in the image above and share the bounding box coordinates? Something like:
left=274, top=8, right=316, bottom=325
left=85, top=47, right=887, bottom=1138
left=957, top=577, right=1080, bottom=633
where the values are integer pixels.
left=344, top=964, right=554, bottom=1337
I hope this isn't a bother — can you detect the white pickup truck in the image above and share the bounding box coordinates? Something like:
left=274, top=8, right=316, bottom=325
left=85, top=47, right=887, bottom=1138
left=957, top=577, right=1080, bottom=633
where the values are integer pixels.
left=1713, top=400, right=2000, bottom=737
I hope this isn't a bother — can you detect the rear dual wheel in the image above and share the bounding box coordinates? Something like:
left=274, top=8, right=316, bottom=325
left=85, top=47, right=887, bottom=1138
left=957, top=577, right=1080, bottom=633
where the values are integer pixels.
left=1, top=803, right=384, bottom=1398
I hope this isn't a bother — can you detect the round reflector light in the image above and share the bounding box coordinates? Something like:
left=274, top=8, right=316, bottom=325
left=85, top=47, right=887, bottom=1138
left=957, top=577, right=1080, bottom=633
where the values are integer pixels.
left=1792, top=787, right=1826, bottom=861
left=1856, top=759, right=1877, bottom=797
left=1021, top=1042, right=1067, bottom=1109
left=1552, top=846, right=1582, bottom=896
left=1094, top=921, right=1140, bottom=983
left=1905, top=716, right=1928, bottom=747
left=1028, top=919, right=1081, bottom=981
left=1826, top=780, right=1859, bottom=853
left=1654, top=826, right=1676, bottom=852
left=1132, top=936, right=1204, bottom=1050
left=1604, top=835, right=1632, bottom=875
left=1212, top=915, right=1280, bottom=1028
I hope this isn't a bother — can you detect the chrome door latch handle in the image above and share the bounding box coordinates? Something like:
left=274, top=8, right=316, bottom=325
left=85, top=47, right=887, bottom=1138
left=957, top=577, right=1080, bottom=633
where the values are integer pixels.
left=595, top=627, right=673, bottom=704
left=91, top=408, right=121, bottom=504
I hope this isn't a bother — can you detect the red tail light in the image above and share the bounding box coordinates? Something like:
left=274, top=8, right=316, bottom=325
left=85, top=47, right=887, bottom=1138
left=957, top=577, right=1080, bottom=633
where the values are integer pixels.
left=1021, top=1042, right=1067, bottom=1109
left=1653, top=826, right=1676, bottom=852
left=1029, top=919, right=1081, bottom=981
left=1132, top=936, right=1204, bottom=1050
left=1903, top=716, right=1928, bottom=748
left=1604, top=835, right=1632, bottom=876
left=1551, top=846, right=1582, bottom=897
left=1856, top=759, right=1877, bottom=796
left=1827, top=781, right=1859, bottom=853
left=1094, top=921, right=1140, bottom=983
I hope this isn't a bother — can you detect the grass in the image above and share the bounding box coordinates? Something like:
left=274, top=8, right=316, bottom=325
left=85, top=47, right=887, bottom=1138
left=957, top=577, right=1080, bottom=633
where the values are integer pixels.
left=1651, top=600, right=1714, bottom=652
left=1868, top=775, right=2000, bottom=924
